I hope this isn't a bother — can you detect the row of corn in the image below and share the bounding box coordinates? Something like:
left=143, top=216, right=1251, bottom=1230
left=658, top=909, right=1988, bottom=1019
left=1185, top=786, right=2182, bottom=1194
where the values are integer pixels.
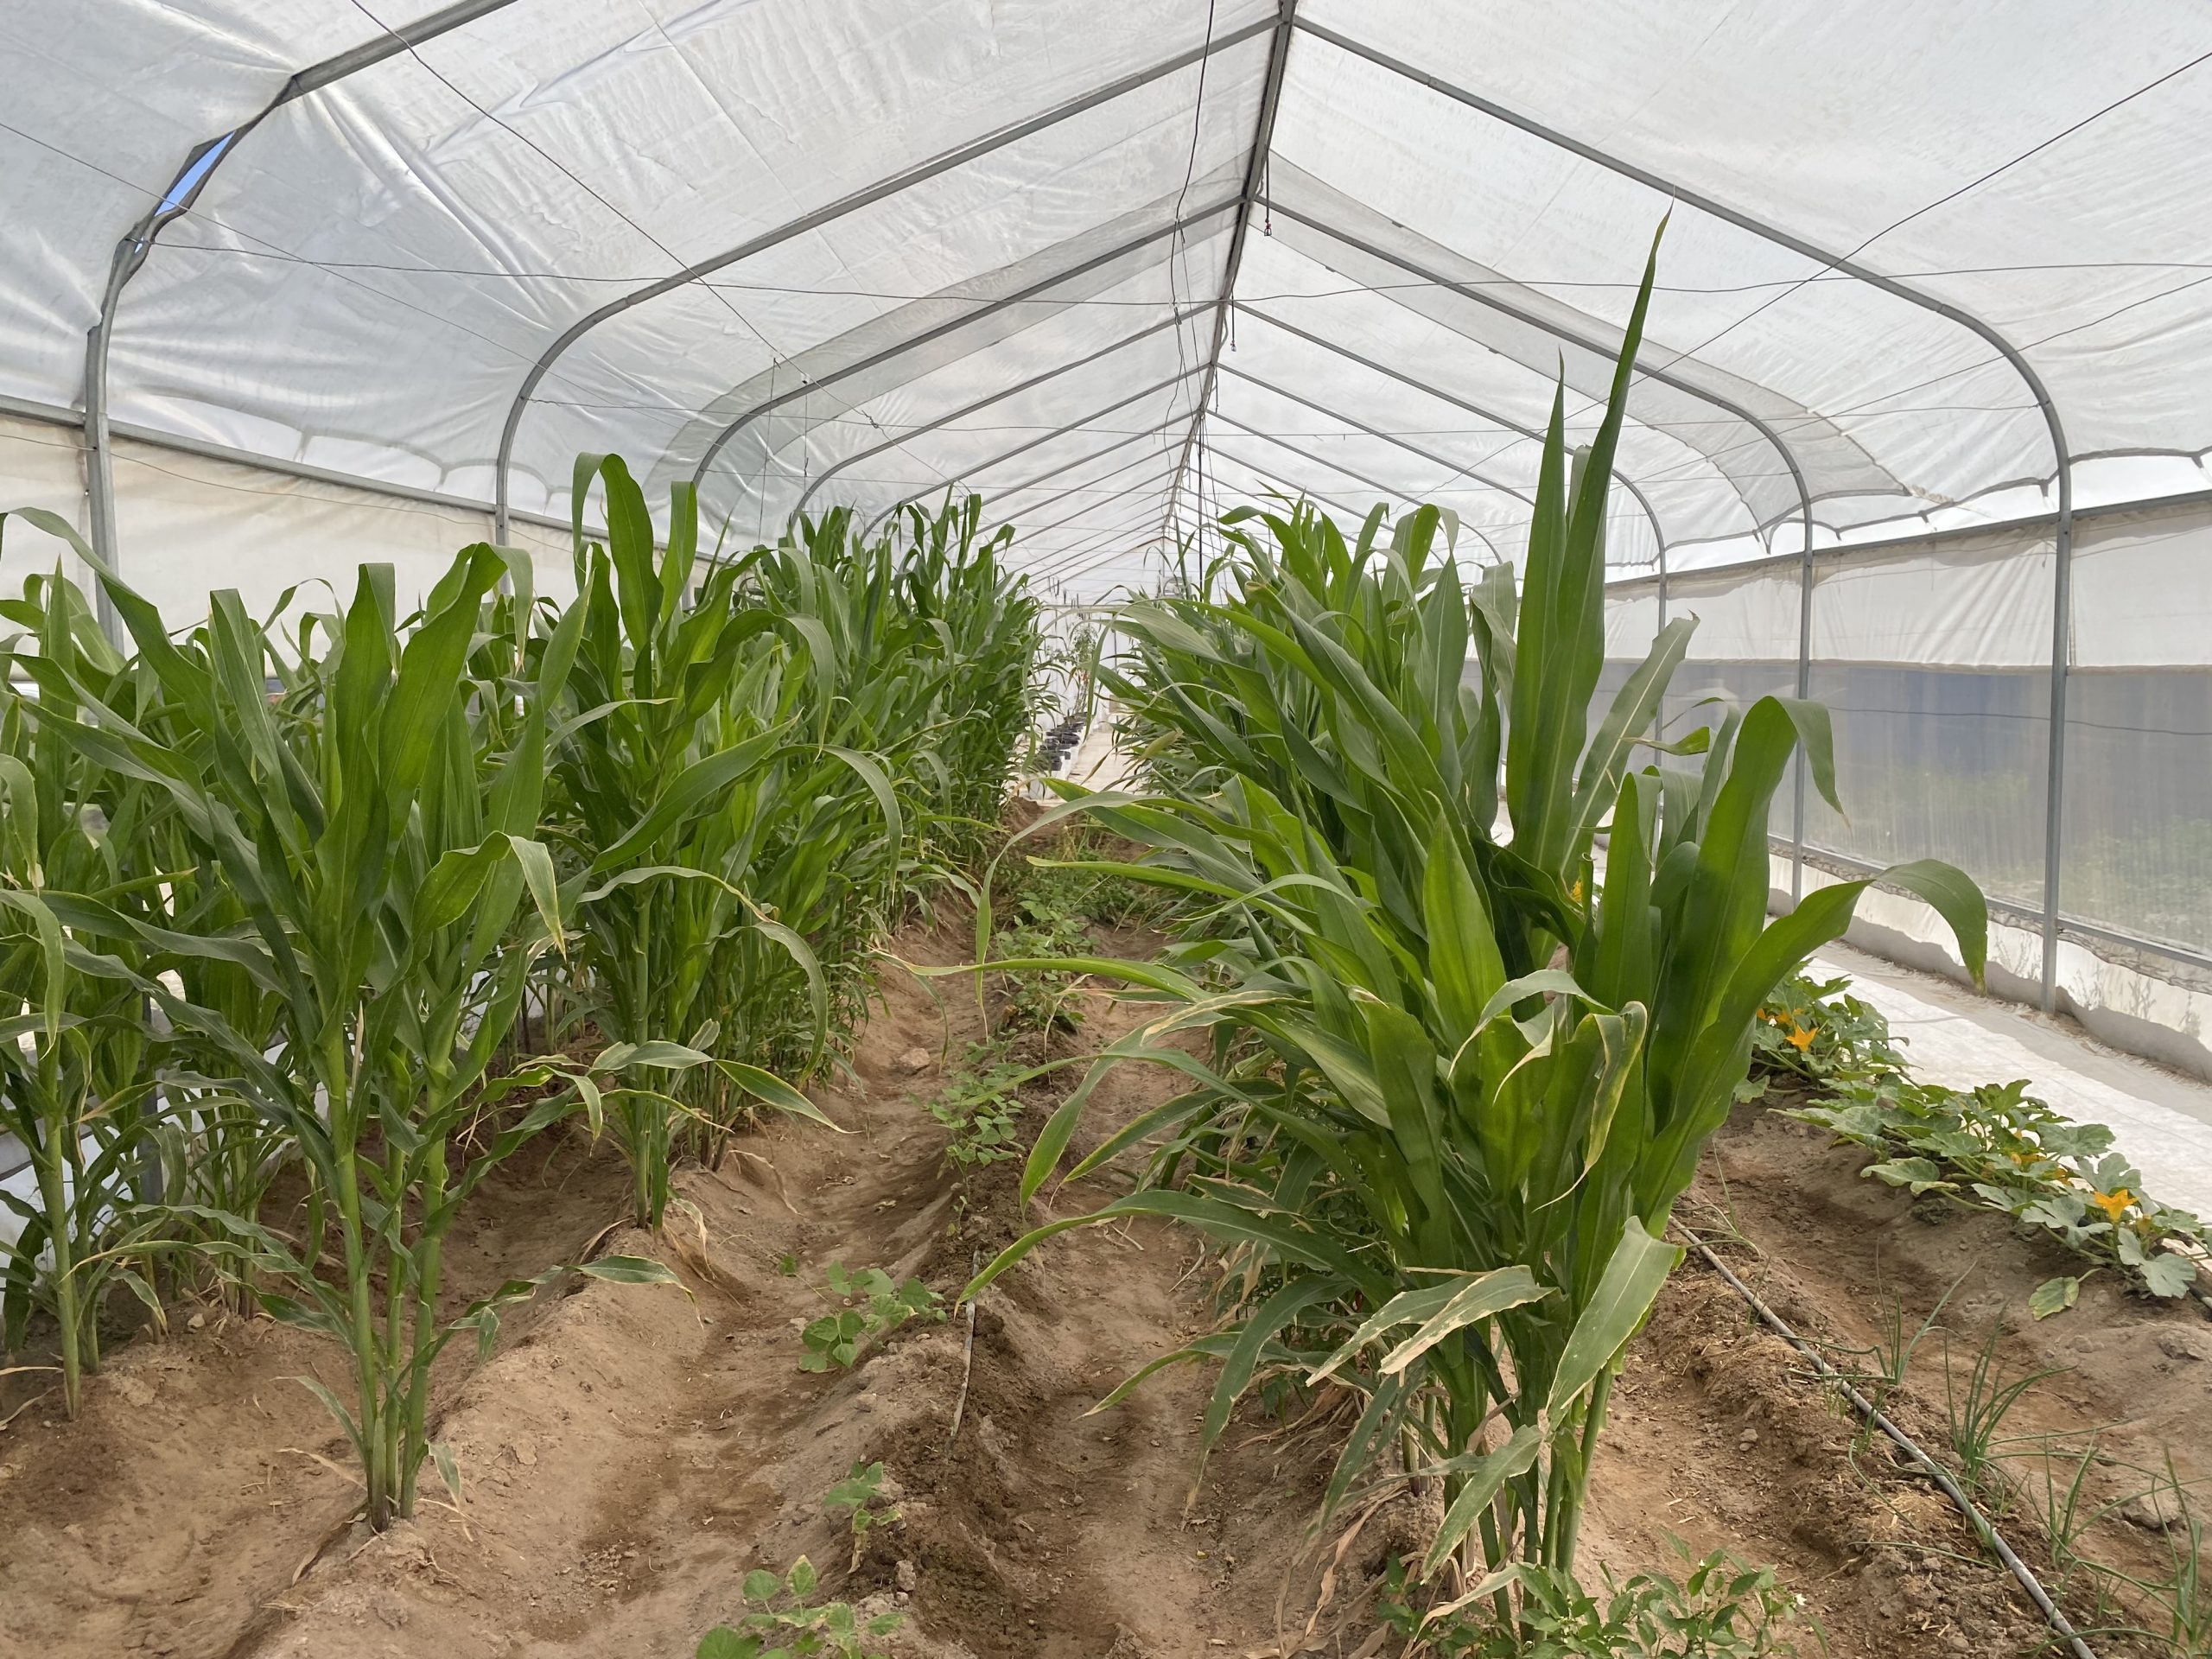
left=0, top=458, right=1042, bottom=1528
left=975, top=233, right=1989, bottom=1622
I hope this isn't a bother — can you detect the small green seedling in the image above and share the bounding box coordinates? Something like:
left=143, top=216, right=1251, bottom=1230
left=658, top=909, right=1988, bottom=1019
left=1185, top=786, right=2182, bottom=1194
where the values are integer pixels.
left=926, top=1055, right=1027, bottom=1173
left=825, top=1459, right=899, bottom=1569
left=696, top=1555, right=901, bottom=1659
left=800, top=1262, right=944, bottom=1371
left=1376, top=1541, right=1815, bottom=1657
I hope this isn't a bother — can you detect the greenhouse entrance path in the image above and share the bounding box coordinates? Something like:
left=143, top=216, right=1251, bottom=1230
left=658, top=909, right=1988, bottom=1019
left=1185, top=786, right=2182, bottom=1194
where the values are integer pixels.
left=1810, top=938, right=2212, bottom=1219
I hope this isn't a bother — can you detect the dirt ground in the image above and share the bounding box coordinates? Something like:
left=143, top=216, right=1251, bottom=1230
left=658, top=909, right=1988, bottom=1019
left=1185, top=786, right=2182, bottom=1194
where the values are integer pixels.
left=0, top=919, right=1353, bottom=1659
left=1596, top=1092, right=2212, bottom=1657
left=4, top=927, right=2209, bottom=1657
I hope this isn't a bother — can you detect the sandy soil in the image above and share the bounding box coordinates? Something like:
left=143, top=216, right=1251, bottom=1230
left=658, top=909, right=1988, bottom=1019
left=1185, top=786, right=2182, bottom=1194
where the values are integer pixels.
left=1, top=918, right=1352, bottom=1659
left=5, top=932, right=2209, bottom=1659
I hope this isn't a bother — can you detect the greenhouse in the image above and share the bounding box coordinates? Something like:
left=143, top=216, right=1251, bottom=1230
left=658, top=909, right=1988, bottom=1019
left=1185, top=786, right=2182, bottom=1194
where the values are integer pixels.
left=3, top=3, right=2210, bottom=1656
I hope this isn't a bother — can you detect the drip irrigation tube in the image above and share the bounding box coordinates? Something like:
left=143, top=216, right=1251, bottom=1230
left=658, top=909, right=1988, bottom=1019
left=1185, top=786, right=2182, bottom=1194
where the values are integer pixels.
left=1673, top=1227, right=2098, bottom=1659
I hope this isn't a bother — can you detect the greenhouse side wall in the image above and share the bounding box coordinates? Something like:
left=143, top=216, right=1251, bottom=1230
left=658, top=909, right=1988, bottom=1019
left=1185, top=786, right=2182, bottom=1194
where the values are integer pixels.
left=0, top=403, right=582, bottom=623
left=1602, top=496, right=2212, bottom=1081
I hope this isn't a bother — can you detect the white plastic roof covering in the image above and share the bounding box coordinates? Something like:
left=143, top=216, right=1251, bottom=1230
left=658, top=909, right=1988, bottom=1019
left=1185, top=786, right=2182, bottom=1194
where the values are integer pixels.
left=8, top=0, right=2212, bottom=601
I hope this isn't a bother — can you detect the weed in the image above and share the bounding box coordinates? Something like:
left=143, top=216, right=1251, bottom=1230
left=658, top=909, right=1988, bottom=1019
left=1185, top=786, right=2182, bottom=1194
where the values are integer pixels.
left=1376, top=1541, right=1817, bottom=1656
left=2021, top=1433, right=2120, bottom=1606
left=989, top=894, right=1090, bottom=1037
left=800, top=1262, right=944, bottom=1371
left=1940, top=1322, right=2062, bottom=1510
left=925, top=1051, right=1028, bottom=1173
left=1832, top=1269, right=1957, bottom=1421
left=696, top=1554, right=900, bottom=1659
left=2058, top=1455, right=2212, bottom=1656
left=824, top=1459, right=899, bottom=1569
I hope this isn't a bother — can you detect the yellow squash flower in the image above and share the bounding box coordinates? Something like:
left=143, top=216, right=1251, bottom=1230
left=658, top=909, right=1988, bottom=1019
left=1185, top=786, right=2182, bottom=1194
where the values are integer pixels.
left=2088, top=1187, right=2134, bottom=1223
left=1785, top=1022, right=1816, bottom=1052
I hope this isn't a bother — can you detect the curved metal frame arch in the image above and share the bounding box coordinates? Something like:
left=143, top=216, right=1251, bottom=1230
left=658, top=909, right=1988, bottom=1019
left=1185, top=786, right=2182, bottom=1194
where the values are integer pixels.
left=1207, top=409, right=1522, bottom=524
left=1033, top=535, right=1174, bottom=598
left=1218, top=364, right=1538, bottom=507
left=1226, top=302, right=1671, bottom=567
left=958, top=418, right=1185, bottom=521
left=1036, top=450, right=1481, bottom=595
left=1020, top=447, right=1228, bottom=576
left=688, top=195, right=1239, bottom=504
left=1026, top=516, right=1182, bottom=593
left=984, top=431, right=1187, bottom=533
left=1008, top=467, right=1187, bottom=556
left=81, top=0, right=524, bottom=619
left=1298, top=16, right=2077, bottom=997
left=1203, top=422, right=1513, bottom=566
left=491, top=18, right=1274, bottom=536
left=860, top=368, right=1206, bottom=540
left=1162, top=0, right=1302, bottom=548
left=861, top=420, right=1180, bottom=549
left=785, top=300, right=1213, bottom=530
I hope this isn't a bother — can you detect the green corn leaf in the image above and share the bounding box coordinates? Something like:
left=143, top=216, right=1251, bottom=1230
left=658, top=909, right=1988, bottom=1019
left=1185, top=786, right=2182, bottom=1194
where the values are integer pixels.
left=576, top=1254, right=683, bottom=1287
left=1200, top=1277, right=1342, bottom=1463
left=1378, top=1265, right=1548, bottom=1377
left=718, top=1059, right=839, bottom=1130
left=1421, top=1426, right=1542, bottom=1580
left=1544, top=1216, right=1680, bottom=1424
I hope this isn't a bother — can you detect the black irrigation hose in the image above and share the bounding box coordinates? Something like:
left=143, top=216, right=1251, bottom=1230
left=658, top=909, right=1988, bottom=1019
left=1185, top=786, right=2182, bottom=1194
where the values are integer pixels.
left=1674, top=1227, right=2099, bottom=1659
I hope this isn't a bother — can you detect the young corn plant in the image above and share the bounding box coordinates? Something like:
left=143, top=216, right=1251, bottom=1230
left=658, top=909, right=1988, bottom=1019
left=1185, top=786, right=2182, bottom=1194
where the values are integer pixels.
left=964, top=229, right=1988, bottom=1609
left=0, top=563, right=166, bottom=1414
left=883, top=493, right=1046, bottom=872
left=33, top=543, right=685, bottom=1526
left=550, top=455, right=837, bottom=1226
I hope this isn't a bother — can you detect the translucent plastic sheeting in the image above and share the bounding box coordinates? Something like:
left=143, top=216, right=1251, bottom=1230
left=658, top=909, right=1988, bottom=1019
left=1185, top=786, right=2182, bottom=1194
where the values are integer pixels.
left=0, top=3, right=384, bottom=408
left=2059, top=496, right=2212, bottom=952
left=0, top=413, right=95, bottom=558
left=1796, top=528, right=2057, bottom=912
left=1665, top=561, right=1802, bottom=666
left=0, top=402, right=593, bottom=626
left=1809, top=524, right=2056, bottom=669
left=1604, top=489, right=2212, bottom=1079
left=1305, top=0, right=2212, bottom=519
left=2070, top=497, right=2212, bottom=669
left=2062, top=671, right=2212, bottom=955
left=12, top=0, right=2212, bottom=607
left=107, top=1, right=1271, bottom=525
left=105, top=433, right=577, bottom=625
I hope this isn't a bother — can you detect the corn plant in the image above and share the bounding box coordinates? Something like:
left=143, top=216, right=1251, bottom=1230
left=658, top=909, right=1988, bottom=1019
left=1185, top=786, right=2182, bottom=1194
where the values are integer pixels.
left=10, top=540, right=693, bottom=1525
left=550, top=455, right=838, bottom=1226
left=0, top=558, right=167, bottom=1415
left=883, top=493, right=1046, bottom=869
left=966, top=231, right=1987, bottom=1608
left=547, top=468, right=1041, bottom=1225
left=0, top=448, right=1040, bottom=1498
